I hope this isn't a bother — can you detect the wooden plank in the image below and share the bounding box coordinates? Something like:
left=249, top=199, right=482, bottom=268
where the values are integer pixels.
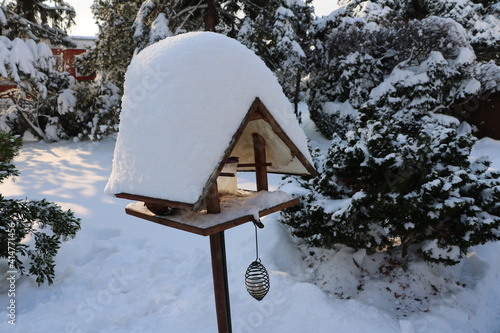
left=258, top=197, right=300, bottom=217
left=237, top=163, right=272, bottom=168
left=125, top=205, right=206, bottom=235
left=249, top=111, right=264, bottom=121
left=115, top=192, right=194, bottom=210
left=202, top=215, right=256, bottom=236
left=219, top=173, right=236, bottom=177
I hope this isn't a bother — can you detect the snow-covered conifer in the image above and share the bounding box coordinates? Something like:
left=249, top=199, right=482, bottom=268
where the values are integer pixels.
left=336, top=0, right=499, bottom=64
left=281, top=108, right=500, bottom=265
left=308, top=16, right=481, bottom=139
left=282, top=7, right=500, bottom=266
left=0, top=1, right=88, bottom=141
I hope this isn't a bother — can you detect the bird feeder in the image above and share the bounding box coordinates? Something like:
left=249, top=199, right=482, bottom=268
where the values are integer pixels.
left=105, top=32, right=317, bottom=333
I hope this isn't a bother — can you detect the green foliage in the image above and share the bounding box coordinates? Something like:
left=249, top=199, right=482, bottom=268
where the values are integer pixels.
left=307, top=16, right=477, bottom=139
left=281, top=111, right=500, bottom=265
left=77, top=0, right=142, bottom=91
left=336, top=0, right=499, bottom=64
left=0, top=133, right=22, bottom=182
left=69, top=79, right=121, bottom=141
left=72, top=0, right=140, bottom=141
left=282, top=6, right=500, bottom=265
left=0, top=133, right=81, bottom=285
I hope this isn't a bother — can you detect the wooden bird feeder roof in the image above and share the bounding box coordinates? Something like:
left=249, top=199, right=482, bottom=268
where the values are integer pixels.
left=114, top=97, right=317, bottom=212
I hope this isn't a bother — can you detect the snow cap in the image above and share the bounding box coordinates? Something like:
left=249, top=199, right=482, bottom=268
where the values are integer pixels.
left=105, top=32, right=315, bottom=209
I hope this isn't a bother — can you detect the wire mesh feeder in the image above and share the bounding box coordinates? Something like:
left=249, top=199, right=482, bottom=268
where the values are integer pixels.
left=245, top=222, right=270, bottom=301
left=245, top=258, right=270, bottom=301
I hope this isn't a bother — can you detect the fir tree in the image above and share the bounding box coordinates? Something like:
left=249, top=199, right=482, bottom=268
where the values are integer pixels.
left=0, top=133, right=81, bottom=285
left=0, top=1, right=88, bottom=141
left=78, top=0, right=142, bottom=90
left=308, top=16, right=483, bottom=139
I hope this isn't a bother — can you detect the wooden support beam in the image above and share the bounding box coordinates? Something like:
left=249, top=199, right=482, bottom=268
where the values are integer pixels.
left=237, top=163, right=272, bottom=168
left=254, top=98, right=318, bottom=178
left=253, top=133, right=268, bottom=191
left=219, top=172, right=236, bottom=177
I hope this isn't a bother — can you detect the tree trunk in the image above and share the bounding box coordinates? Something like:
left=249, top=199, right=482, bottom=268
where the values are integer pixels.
left=293, top=67, right=302, bottom=123
left=205, top=0, right=217, bottom=32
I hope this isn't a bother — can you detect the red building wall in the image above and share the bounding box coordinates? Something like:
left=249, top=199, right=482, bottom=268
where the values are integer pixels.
left=51, top=48, right=95, bottom=81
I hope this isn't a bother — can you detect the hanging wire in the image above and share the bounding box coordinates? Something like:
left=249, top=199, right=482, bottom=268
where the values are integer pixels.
left=254, top=223, right=259, bottom=260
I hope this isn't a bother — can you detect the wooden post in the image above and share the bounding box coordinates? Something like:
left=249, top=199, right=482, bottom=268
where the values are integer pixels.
left=207, top=182, right=232, bottom=333
left=210, top=232, right=232, bottom=333
left=206, top=180, right=221, bottom=214
left=253, top=133, right=268, bottom=191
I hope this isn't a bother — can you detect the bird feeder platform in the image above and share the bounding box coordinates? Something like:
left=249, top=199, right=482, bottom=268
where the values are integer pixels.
left=125, top=190, right=299, bottom=236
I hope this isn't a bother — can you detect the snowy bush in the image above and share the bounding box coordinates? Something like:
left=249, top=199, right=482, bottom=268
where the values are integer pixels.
left=70, top=78, right=121, bottom=141
left=0, top=133, right=81, bottom=285
left=307, top=16, right=482, bottom=139
left=0, top=37, right=76, bottom=141
left=285, top=11, right=500, bottom=266
left=280, top=109, right=500, bottom=265
left=336, top=0, right=499, bottom=63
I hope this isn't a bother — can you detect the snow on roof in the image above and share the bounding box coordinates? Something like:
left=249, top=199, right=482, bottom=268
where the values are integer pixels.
left=105, top=32, right=314, bottom=207
left=69, top=36, right=97, bottom=49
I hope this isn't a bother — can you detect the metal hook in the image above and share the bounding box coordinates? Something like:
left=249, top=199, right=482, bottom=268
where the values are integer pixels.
left=252, top=217, right=264, bottom=229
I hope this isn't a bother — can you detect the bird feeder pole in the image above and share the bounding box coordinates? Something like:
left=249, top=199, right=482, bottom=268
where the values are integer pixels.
left=207, top=182, right=232, bottom=333
left=207, top=132, right=269, bottom=333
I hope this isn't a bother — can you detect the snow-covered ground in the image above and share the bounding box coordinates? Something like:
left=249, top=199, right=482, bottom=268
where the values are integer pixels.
left=1, top=121, right=500, bottom=332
